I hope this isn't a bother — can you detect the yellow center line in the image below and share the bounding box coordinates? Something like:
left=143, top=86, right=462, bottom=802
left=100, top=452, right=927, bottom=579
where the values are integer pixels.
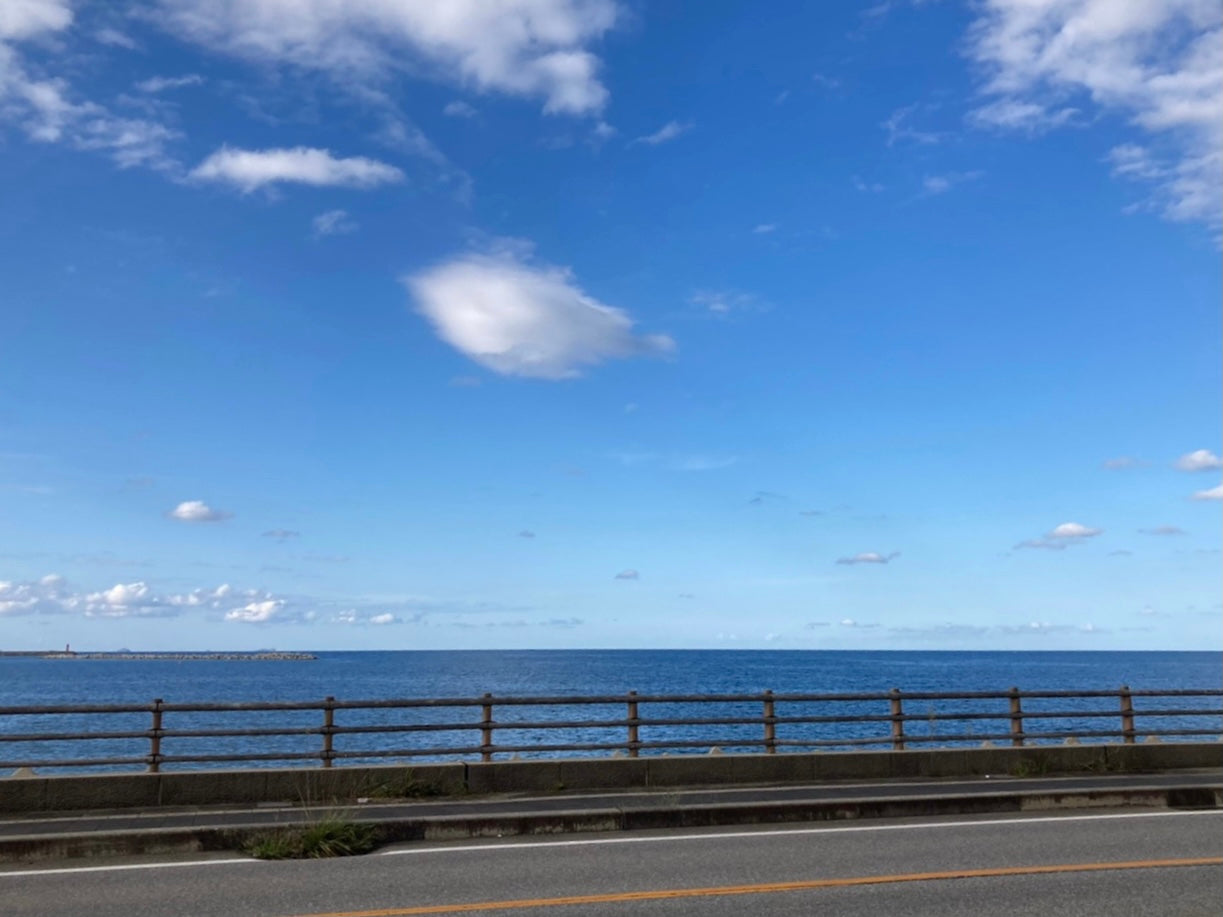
left=294, top=856, right=1223, bottom=917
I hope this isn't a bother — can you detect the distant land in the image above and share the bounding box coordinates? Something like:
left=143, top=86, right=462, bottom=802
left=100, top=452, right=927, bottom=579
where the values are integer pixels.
left=0, top=650, right=316, bottom=661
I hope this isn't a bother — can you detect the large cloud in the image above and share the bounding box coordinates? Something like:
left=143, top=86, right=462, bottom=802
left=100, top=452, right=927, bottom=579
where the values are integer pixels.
left=967, top=0, right=1222, bottom=226
left=406, top=251, right=674, bottom=379
left=151, top=0, right=618, bottom=114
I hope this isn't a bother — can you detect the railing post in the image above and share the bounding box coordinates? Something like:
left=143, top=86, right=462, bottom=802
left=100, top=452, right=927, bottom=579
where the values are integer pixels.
left=763, top=690, right=777, bottom=754
left=1009, top=687, right=1024, bottom=747
left=480, top=693, right=494, bottom=762
left=1119, top=685, right=1135, bottom=744
left=147, top=698, right=164, bottom=774
left=889, top=689, right=905, bottom=751
left=626, top=691, right=640, bottom=758
left=321, top=696, right=336, bottom=768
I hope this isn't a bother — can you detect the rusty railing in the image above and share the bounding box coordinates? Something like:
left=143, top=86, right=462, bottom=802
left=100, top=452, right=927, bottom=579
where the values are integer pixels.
left=0, top=686, right=1219, bottom=773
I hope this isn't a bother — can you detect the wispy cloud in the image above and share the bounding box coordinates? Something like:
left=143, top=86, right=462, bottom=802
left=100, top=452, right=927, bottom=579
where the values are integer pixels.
left=1102, top=456, right=1146, bottom=470
left=836, top=551, right=900, bottom=565
left=614, top=569, right=639, bottom=580
left=689, top=289, right=765, bottom=317
left=1139, top=525, right=1186, bottom=536
left=881, top=104, right=944, bottom=145
left=631, top=120, right=692, bottom=146
left=151, top=0, right=618, bottom=115
left=168, top=500, right=232, bottom=522
left=134, top=74, right=204, bottom=94
left=965, top=0, right=1222, bottom=227
left=262, top=529, right=300, bottom=541
left=442, top=100, right=478, bottom=118
left=406, top=248, right=674, bottom=380
left=311, top=209, right=358, bottom=238
left=922, top=170, right=983, bottom=195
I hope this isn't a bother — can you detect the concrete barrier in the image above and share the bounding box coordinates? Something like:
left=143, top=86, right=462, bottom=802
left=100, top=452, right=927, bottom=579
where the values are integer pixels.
left=1, top=743, right=1219, bottom=815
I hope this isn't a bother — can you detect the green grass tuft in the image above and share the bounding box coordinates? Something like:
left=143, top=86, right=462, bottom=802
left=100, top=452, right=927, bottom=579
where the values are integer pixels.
left=245, top=818, right=379, bottom=860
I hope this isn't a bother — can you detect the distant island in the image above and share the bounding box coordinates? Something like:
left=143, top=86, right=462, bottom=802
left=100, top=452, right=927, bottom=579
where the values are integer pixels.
left=0, top=650, right=316, bottom=660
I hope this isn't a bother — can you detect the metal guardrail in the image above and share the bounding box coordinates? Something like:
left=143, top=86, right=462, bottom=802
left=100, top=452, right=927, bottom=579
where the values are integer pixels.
left=1, top=686, right=1220, bottom=773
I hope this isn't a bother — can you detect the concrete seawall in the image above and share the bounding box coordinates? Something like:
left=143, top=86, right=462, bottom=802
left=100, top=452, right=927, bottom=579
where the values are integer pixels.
left=3, top=742, right=1219, bottom=815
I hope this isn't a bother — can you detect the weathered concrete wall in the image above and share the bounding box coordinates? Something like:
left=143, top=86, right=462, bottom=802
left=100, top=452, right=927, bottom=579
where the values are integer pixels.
left=1, top=742, right=1218, bottom=815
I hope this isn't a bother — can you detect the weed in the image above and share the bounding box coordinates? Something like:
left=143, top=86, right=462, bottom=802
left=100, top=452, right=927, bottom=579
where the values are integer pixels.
left=363, top=768, right=448, bottom=800
left=1011, top=754, right=1051, bottom=778
left=244, top=817, right=379, bottom=859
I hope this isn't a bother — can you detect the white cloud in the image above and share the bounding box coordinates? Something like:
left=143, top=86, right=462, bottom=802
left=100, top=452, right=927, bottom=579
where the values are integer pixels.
left=1175, top=449, right=1222, bottom=471
left=190, top=146, right=404, bottom=193
left=1016, top=521, right=1103, bottom=551
left=1102, top=455, right=1144, bottom=469
left=95, top=582, right=151, bottom=606
left=631, top=120, right=692, bottom=146
left=311, top=209, right=358, bottom=238
left=752, top=223, right=777, bottom=234
left=0, top=574, right=268, bottom=619
left=405, top=250, right=674, bottom=379
left=169, top=500, right=232, bottom=522
left=151, top=0, right=618, bottom=115
left=0, top=11, right=179, bottom=170
left=1191, top=483, right=1223, bottom=501
left=443, top=100, right=478, bottom=118
left=836, top=551, right=900, bottom=565
left=614, top=569, right=639, bottom=580
left=965, top=0, right=1222, bottom=226
left=0, top=0, right=71, bottom=40
left=1048, top=522, right=1103, bottom=539
left=134, top=74, right=204, bottom=93
left=225, top=599, right=284, bottom=623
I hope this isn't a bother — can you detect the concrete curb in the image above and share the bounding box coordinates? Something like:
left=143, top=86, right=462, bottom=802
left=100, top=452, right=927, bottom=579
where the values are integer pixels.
left=5, top=743, right=1221, bottom=815
left=3, top=783, right=1219, bottom=864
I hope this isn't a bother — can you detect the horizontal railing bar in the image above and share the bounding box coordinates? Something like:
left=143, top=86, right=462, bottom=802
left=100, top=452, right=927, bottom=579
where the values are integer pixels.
left=0, top=757, right=149, bottom=768
left=330, top=723, right=481, bottom=735
left=157, top=727, right=321, bottom=740
left=3, top=689, right=1219, bottom=718
left=328, top=747, right=486, bottom=759
left=0, top=731, right=152, bottom=743
left=156, top=751, right=322, bottom=764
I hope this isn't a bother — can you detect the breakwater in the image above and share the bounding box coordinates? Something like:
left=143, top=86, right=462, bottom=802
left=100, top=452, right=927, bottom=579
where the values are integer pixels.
left=0, top=651, right=315, bottom=661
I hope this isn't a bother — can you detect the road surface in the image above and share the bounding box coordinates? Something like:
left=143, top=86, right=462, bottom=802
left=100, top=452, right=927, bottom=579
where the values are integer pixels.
left=3, top=808, right=1220, bottom=916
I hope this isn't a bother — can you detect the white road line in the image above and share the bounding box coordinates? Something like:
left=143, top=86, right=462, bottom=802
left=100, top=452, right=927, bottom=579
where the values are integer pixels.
left=3, top=809, right=1219, bottom=879
left=0, top=857, right=258, bottom=879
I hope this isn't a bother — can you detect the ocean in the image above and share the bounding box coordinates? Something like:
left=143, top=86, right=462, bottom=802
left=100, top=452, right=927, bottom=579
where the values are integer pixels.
left=2, top=650, right=1219, bottom=770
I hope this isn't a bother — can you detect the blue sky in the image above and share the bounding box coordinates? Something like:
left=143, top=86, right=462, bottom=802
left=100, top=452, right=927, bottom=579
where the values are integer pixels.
left=1, top=1, right=1220, bottom=652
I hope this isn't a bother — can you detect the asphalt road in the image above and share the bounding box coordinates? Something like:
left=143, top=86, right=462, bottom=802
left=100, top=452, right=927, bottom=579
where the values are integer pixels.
left=3, top=809, right=1220, bottom=917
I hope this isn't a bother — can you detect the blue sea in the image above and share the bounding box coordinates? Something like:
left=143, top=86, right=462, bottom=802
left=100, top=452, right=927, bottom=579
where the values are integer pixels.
left=1, top=651, right=1219, bottom=770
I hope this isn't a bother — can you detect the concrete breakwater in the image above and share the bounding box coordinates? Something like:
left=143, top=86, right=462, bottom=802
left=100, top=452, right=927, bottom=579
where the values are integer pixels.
left=3, top=651, right=316, bottom=661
